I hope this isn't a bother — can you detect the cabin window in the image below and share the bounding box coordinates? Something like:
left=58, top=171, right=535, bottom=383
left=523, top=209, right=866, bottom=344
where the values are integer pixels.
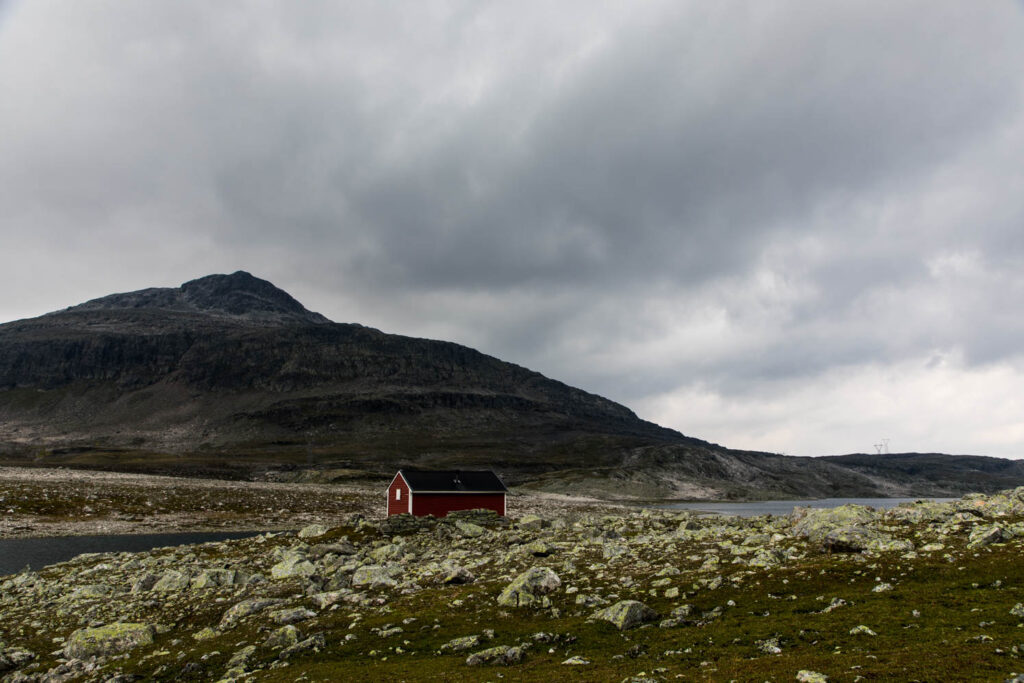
left=395, top=489, right=401, bottom=501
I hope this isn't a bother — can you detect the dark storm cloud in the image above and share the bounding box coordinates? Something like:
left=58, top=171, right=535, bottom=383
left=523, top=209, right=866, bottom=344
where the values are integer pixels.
left=2, top=1, right=1024, bottom=455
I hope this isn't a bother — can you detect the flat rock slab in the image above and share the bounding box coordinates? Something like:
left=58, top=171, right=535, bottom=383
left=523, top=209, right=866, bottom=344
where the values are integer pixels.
left=63, top=623, right=155, bottom=659
left=591, top=600, right=658, bottom=630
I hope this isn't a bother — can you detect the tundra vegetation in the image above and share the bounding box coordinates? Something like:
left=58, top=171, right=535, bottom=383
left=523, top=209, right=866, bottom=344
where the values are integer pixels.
left=2, top=476, right=1024, bottom=681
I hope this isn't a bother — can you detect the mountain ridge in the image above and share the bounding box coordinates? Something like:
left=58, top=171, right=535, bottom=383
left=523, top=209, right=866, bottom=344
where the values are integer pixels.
left=1, top=272, right=1021, bottom=499
left=47, top=271, right=331, bottom=326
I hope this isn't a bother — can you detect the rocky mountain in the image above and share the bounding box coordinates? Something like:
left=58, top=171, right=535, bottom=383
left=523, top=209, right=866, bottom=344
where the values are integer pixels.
left=0, top=271, right=1020, bottom=499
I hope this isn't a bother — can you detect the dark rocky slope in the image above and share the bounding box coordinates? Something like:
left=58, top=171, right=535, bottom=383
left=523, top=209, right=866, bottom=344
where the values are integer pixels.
left=0, top=272, right=1019, bottom=499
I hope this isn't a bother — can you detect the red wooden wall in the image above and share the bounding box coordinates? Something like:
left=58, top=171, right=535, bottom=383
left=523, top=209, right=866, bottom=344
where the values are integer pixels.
left=410, top=493, right=505, bottom=517
left=387, top=476, right=411, bottom=516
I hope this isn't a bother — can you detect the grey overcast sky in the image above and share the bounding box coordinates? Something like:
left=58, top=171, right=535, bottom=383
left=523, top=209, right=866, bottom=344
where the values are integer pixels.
left=2, top=1, right=1024, bottom=457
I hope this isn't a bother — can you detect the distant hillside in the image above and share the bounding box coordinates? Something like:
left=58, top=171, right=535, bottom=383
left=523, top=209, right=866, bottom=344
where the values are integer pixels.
left=1, top=271, right=1021, bottom=500
left=822, top=453, right=1024, bottom=496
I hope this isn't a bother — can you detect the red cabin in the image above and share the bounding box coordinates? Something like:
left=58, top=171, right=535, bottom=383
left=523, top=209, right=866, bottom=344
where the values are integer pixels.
left=387, top=469, right=508, bottom=517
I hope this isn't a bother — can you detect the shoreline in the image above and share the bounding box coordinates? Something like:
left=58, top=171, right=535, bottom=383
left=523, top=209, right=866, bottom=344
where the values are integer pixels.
left=0, top=466, right=615, bottom=539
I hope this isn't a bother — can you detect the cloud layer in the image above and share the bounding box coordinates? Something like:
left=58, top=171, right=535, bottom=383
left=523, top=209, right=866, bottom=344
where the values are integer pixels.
left=2, top=1, right=1024, bottom=456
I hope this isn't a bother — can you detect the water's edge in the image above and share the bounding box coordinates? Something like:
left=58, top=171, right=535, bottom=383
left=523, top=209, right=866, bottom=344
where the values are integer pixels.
left=1, top=497, right=960, bottom=577
left=0, top=530, right=268, bottom=577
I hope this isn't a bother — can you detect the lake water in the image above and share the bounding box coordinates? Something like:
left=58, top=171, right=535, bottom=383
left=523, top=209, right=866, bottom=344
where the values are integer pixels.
left=656, top=497, right=958, bottom=518
left=0, top=530, right=267, bottom=577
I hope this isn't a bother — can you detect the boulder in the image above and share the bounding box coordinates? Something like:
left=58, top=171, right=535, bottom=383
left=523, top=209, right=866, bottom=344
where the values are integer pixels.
left=63, top=623, right=156, bottom=659
left=747, top=548, right=784, bottom=568
left=190, top=569, right=243, bottom=590
left=298, top=523, right=329, bottom=539
left=70, top=583, right=113, bottom=600
left=219, top=598, right=286, bottom=629
left=310, top=590, right=351, bottom=609
left=496, top=567, right=561, bottom=608
left=0, top=646, right=35, bottom=673
left=518, top=514, right=545, bottom=530
left=369, top=544, right=404, bottom=562
left=822, top=526, right=883, bottom=553
left=264, top=624, right=300, bottom=649
left=791, top=505, right=877, bottom=544
left=524, top=540, right=556, bottom=557
left=465, top=644, right=526, bottom=666
left=440, top=635, right=481, bottom=652
left=442, top=565, right=475, bottom=585
left=865, top=537, right=915, bottom=554
left=455, top=521, right=486, bottom=538
left=271, top=554, right=317, bottom=579
left=351, top=564, right=400, bottom=589
left=270, top=607, right=317, bottom=624
left=130, top=573, right=159, bottom=593
left=591, top=600, right=658, bottom=630
left=280, top=632, right=326, bottom=660
left=968, top=524, right=1014, bottom=547
left=152, top=569, right=191, bottom=592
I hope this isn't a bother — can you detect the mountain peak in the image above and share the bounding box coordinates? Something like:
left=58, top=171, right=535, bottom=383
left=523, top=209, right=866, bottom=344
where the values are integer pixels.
left=58, top=271, right=331, bottom=325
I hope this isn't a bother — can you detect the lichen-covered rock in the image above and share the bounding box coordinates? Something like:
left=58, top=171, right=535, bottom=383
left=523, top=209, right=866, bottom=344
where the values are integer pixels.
left=968, top=524, right=1013, bottom=547
left=465, top=644, right=526, bottom=666
left=271, top=554, right=317, bottom=579
left=497, top=567, right=561, bottom=607
left=279, top=632, right=326, bottom=660
left=152, top=569, right=191, bottom=592
left=219, top=598, right=286, bottom=629
left=70, top=583, right=113, bottom=599
left=456, top=521, right=486, bottom=538
left=369, top=543, right=405, bottom=562
left=1010, top=603, right=1024, bottom=618
left=442, top=565, right=475, bottom=585
left=265, top=624, right=300, bottom=649
left=518, top=514, right=545, bottom=530
left=310, top=590, right=351, bottom=608
left=524, top=540, right=556, bottom=557
left=791, top=505, right=877, bottom=543
left=191, top=568, right=244, bottom=590
left=796, top=671, right=828, bottom=683
left=440, top=635, right=481, bottom=652
left=602, top=543, right=628, bottom=560
left=821, top=526, right=885, bottom=553
left=298, top=523, right=329, bottom=539
left=0, top=645, right=35, bottom=673
left=271, top=607, right=317, bottom=624
left=591, top=600, right=658, bottom=630
left=747, top=547, right=784, bottom=568
left=351, top=564, right=400, bottom=588
left=226, top=644, right=257, bottom=673
left=130, top=573, right=159, bottom=593
left=887, top=500, right=955, bottom=524
left=865, top=537, right=915, bottom=553
left=63, top=623, right=156, bottom=659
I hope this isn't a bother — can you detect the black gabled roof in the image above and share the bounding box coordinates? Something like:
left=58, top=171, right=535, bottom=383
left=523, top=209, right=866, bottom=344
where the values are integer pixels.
left=397, top=469, right=508, bottom=493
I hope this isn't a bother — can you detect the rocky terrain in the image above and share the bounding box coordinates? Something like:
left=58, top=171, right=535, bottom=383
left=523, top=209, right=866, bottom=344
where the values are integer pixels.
left=0, top=468, right=382, bottom=539
left=2, top=271, right=1022, bottom=500
left=3, top=485, right=1024, bottom=681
